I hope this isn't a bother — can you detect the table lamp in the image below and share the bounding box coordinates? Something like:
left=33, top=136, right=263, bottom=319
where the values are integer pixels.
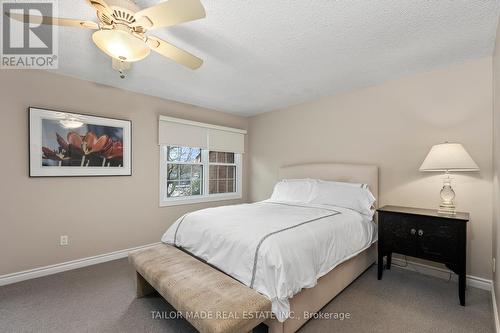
left=419, top=142, right=479, bottom=214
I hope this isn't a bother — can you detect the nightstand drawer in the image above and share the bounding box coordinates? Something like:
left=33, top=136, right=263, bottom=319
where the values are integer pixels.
left=416, top=218, right=459, bottom=263
left=379, top=212, right=417, bottom=257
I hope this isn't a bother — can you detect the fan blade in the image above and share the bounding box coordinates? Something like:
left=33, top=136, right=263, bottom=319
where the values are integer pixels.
left=86, top=0, right=113, bottom=18
left=135, top=0, right=205, bottom=30
left=146, top=36, right=202, bottom=69
left=5, top=12, right=99, bottom=29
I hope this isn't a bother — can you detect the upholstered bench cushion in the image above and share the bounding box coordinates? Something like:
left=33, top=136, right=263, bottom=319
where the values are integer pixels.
left=129, top=244, right=272, bottom=333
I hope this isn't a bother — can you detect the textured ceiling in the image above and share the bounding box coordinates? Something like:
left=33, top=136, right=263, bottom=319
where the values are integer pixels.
left=52, top=0, right=499, bottom=116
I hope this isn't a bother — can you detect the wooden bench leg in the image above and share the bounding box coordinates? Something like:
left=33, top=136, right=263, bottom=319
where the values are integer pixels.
left=136, top=271, right=155, bottom=298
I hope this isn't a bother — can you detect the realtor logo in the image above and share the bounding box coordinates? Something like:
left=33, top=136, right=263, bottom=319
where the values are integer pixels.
left=1, top=0, right=58, bottom=69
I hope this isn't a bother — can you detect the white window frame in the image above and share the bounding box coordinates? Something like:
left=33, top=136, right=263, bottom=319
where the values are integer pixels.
left=160, top=146, right=242, bottom=206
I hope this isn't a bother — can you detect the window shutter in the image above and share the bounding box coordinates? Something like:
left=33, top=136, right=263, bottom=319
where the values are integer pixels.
left=208, top=129, right=245, bottom=153
left=158, top=116, right=246, bottom=153
left=158, top=119, right=208, bottom=148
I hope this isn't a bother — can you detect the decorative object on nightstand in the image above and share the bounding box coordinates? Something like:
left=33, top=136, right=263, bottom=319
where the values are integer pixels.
left=377, top=205, right=469, bottom=306
left=419, top=142, right=479, bottom=215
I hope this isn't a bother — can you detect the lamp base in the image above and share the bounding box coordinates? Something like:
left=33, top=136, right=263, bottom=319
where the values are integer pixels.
left=438, top=203, right=456, bottom=215
left=438, top=172, right=456, bottom=215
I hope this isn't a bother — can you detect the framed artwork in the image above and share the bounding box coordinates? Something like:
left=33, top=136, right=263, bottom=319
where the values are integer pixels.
left=29, top=107, right=132, bottom=177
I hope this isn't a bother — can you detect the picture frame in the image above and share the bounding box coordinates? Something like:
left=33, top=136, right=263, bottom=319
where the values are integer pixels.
left=29, top=107, right=132, bottom=177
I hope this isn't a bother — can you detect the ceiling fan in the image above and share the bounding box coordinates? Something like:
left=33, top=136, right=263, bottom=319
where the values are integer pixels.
left=6, top=0, right=206, bottom=77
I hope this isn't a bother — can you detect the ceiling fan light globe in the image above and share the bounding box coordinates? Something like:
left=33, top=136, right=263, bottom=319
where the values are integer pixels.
left=92, top=29, right=150, bottom=62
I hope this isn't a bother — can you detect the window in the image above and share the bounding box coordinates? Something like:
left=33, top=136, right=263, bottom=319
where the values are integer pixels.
left=160, top=146, right=242, bottom=205
left=166, top=147, right=203, bottom=198
left=209, top=151, right=236, bottom=194
left=158, top=115, right=245, bottom=206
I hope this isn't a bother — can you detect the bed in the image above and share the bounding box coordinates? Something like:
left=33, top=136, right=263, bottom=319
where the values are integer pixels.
left=161, top=162, right=378, bottom=333
left=262, top=163, right=378, bottom=333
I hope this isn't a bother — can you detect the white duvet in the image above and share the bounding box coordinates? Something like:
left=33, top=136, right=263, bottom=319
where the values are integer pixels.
left=161, top=200, right=376, bottom=322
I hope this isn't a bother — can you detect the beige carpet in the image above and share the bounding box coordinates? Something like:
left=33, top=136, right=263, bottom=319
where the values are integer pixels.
left=0, top=258, right=493, bottom=333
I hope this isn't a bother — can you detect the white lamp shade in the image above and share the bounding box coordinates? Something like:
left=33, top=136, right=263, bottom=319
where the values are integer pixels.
left=419, top=143, right=479, bottom=172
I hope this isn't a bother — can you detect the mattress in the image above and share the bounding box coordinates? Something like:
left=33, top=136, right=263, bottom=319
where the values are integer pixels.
left=161, top=200, right=377, bottom=322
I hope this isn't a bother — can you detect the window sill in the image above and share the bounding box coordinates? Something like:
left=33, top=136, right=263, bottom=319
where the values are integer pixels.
left=159, top=194, right=242, bottom=207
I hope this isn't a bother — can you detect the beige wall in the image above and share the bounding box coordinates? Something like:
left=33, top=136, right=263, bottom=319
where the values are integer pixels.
left=249, top=58, right=493, bottom=279
left=0, top=70, right=249, bottom=276
left=492, top=17, right=500, bottom=317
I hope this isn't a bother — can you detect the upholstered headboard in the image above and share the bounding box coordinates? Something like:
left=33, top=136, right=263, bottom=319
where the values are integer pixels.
left=278, top=163, right=379, bottom=206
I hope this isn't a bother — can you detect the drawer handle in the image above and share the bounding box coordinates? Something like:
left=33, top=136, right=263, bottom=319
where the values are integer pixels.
left=410, top=228, right=416, bottom=235
left=418, top=229, right=424, bottom=236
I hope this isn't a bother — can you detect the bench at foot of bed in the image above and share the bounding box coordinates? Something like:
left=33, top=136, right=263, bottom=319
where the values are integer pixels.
left=129, top=244, right=272, bottom=333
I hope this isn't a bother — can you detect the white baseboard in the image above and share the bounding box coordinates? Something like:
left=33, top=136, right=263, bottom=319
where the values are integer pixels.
left=0, top=242, right=161, bottom=287
left=492, top=284, right=500, bottom=333
left=390, top=257, right=492, bottom=291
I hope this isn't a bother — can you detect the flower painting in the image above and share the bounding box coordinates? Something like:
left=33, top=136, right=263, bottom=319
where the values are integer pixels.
left=41, top=120, right=124, bottom=167
left=30, top=108, right=131, bottom=177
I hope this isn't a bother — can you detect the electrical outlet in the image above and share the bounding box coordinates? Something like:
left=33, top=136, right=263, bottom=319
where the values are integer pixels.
left=60, top=235, right=68, bottom=246
left=493, top=258, right=496, bottom=273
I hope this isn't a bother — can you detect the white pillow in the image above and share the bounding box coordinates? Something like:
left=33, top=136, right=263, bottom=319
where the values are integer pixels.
left=317, top=180, right=365, bottom=188
left=310, top=180, right=376, bottom=216
left=270, top=179, right=314, bottom=203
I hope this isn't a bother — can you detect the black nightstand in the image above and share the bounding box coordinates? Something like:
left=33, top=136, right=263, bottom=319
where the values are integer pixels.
left=377, top=205, right=469, bottom=306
